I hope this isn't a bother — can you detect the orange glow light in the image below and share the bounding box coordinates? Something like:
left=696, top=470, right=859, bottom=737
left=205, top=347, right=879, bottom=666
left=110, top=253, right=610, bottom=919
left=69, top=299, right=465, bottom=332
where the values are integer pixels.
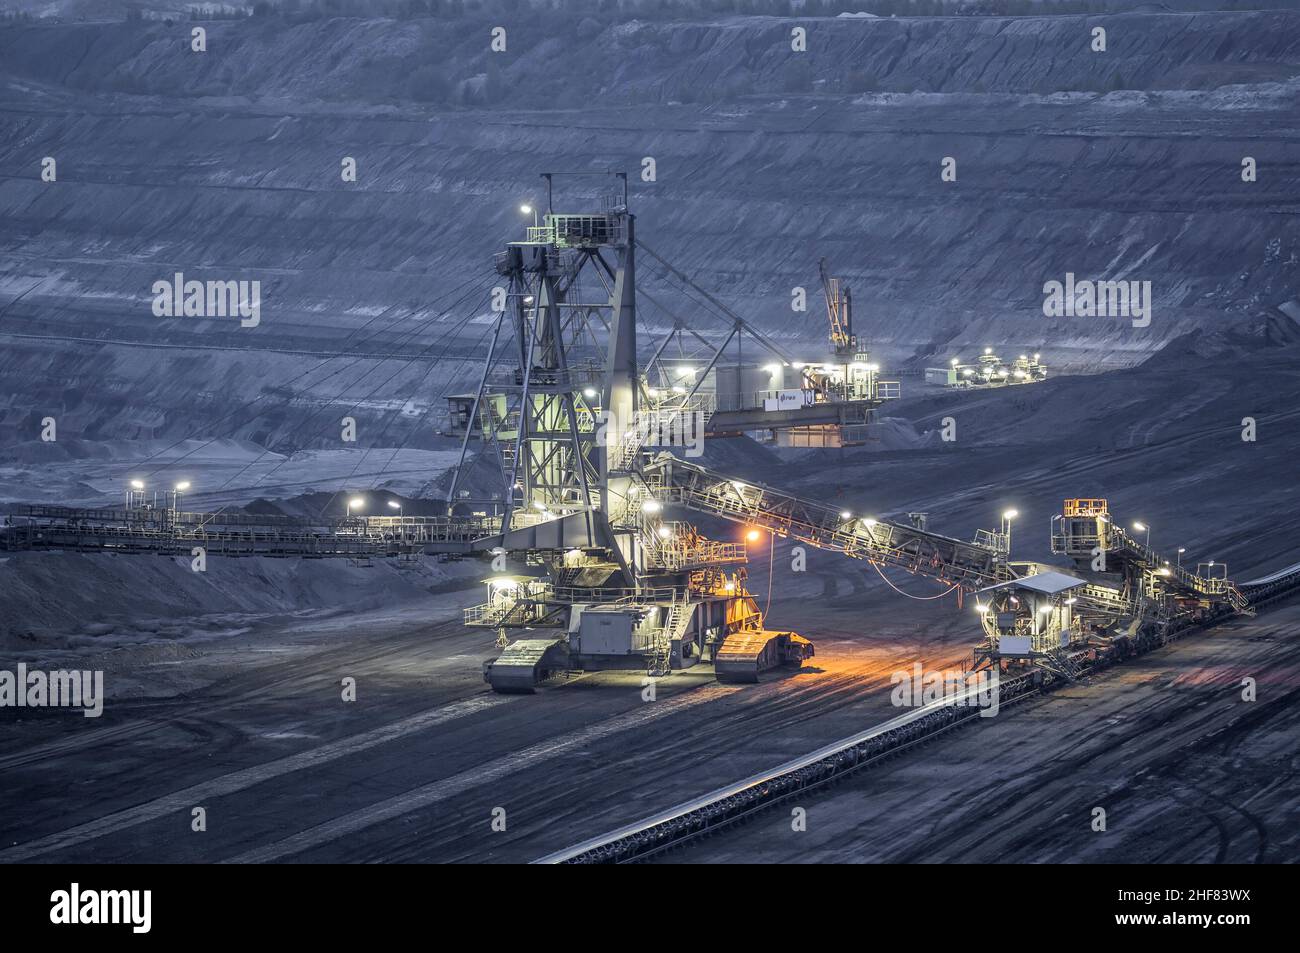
left=745, top=529, right=762, bottom=542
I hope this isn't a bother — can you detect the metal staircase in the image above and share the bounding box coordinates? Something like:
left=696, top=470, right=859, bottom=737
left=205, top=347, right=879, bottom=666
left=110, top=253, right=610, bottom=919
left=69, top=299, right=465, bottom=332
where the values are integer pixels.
left=553, top=566, right=584, bottom=588
left=1044, top=649, right=1085, bottom=681
left=646, top=599, right=692, bottom=677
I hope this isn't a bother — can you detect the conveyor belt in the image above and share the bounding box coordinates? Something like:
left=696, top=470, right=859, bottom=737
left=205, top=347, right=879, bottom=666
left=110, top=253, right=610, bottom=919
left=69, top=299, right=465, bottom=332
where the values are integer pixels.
left=535, top=670, right=1039, bottom=864
left=642, top=456, right=1004, bottom=592
left=1103, top=522, right=1250, bottom=609
left=0, top=505, right=498, bottom=557
left=1242, top=560, right=1300, bottom=587
left=1238, top=559, right=1300, bottom=609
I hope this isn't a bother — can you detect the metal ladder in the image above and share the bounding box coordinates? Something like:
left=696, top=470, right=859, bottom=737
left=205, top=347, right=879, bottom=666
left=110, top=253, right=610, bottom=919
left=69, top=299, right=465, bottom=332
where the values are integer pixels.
left=648, top=600, right=690, bottom=677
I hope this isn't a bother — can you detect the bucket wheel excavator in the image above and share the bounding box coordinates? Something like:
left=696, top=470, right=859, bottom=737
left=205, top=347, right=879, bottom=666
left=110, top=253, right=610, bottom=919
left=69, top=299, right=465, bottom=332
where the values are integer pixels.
left=447, top=176, right=1300, bottom=694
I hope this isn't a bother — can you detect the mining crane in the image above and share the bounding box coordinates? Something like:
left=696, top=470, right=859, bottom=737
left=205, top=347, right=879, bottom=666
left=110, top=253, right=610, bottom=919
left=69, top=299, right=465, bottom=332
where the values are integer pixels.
left=446, top=182, right=1283, bottom=691
left=819, top=257, right=856, bottom=358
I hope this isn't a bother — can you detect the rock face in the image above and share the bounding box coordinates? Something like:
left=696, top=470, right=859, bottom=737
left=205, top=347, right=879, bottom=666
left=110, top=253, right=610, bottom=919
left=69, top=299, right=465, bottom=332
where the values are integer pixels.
left=0, top=9, right=1297, bottom=450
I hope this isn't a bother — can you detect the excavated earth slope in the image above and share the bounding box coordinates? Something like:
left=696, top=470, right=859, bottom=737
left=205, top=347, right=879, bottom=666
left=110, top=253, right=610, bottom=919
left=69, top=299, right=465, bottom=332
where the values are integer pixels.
left=0, top=10, right=1297, bottom=451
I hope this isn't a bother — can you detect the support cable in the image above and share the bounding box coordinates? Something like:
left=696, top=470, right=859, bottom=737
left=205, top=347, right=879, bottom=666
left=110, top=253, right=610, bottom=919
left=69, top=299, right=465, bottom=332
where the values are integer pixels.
left=870, top=561, right=961, bottom=600
left=765, top=531, right=774, bottom=618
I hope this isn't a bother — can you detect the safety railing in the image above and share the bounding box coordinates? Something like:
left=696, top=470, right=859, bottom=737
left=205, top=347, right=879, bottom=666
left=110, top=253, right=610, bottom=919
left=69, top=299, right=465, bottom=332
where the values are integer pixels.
left=3, top=507, right=502, bottom=556
left=639, top=517, right=745, bottom=572
left=551, top=585, right=683, bottom=604
left=489, top=365, right=605, bottom=395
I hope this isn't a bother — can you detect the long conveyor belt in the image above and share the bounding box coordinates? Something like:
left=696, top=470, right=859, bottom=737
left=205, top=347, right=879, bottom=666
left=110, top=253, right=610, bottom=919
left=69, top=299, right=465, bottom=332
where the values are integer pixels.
left=1239, top=559, right=1300, bottom=608
left=641, top=455, right=1006, bottom=592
